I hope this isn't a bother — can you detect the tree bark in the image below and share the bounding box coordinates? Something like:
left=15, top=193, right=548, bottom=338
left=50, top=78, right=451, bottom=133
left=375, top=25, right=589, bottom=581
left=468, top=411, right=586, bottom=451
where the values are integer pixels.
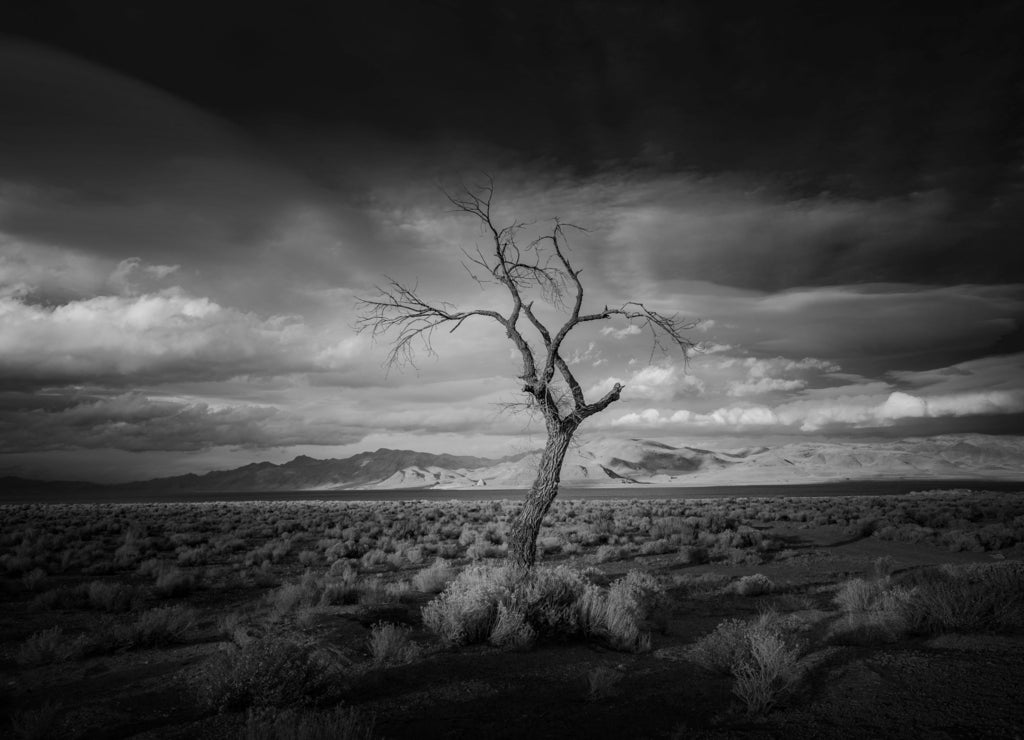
left=508, top=424, right=576, bottom=569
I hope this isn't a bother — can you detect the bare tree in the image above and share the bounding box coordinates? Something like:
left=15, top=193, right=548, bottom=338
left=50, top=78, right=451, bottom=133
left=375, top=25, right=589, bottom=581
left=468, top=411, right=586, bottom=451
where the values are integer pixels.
left=356, top=178, right=697, bottom=569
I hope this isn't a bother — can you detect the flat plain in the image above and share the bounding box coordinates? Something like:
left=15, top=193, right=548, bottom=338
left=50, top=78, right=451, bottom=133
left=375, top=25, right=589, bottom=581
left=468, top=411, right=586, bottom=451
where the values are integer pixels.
left=2, top=488, right=1023, bottom=739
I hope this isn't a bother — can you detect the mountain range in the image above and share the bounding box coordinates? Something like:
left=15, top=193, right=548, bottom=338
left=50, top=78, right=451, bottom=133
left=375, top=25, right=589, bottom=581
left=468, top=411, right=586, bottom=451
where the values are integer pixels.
left=4, top=434, right=1024, bottom=493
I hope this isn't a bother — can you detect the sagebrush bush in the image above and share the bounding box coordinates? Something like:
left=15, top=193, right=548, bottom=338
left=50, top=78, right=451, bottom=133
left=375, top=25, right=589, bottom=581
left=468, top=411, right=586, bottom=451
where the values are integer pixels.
left=194, top=637, right=340, bottom=711
left=31, top=584, right=89, bottom=611
left=594, top=545, right=629, bottom=563
left=123, top=605, right=197, bottom=647
left=898, top=561, right=1024, bottom=634
left=730, top=574, right=774, bottom=597
left=87, top=580, right=138, bottom=612
left=153, top=567, right=197, bottom=597
left=421, top=565, right=512, bottom=645
left=690, top=611, right=802, bottom=714
left=732, top=623, right=801, bottom=714
left=833, top=577, right=888, bottom=613
left=367, top=622, right=420, bottom=666
left=596, top=570, right=663, bottom=650
left=488, top=602, right=535, bottom=649
left=421, top=565, right=662, bottom=652
left=689, top=618, right=753, bottom=674
left=269, top=575, right=323, bottom=618
left=16, top=627, right=88, bottom=666
left=411, top=558, right=457, bottom=594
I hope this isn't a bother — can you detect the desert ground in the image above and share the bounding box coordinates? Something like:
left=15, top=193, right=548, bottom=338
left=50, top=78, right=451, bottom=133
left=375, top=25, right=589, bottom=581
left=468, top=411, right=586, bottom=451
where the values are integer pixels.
left=2, top=488, right=1023, bottom=739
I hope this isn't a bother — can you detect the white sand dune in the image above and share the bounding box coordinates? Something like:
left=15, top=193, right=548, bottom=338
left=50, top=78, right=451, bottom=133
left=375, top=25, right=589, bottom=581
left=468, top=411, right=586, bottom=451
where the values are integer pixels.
left=410, top=434, right=1024, bottom=489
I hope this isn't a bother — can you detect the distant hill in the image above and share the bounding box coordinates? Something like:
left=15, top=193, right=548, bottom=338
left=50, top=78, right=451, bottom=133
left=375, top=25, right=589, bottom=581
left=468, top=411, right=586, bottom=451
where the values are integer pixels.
left=3, top=435, right=1023, bottom=495
left=124, top=449, right=531, bottom=492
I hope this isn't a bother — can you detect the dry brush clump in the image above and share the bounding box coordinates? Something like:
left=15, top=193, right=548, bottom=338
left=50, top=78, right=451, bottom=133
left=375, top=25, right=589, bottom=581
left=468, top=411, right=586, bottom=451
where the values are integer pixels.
left=16, top=604, right=197, bottom=665
left=421, top=564, right=663, bottom=652
left=689, top=610, right=803, bottom=714
left=828, top=561, right=1024, bottom=644
left=192, top=637, right=343, bottom=712
left=367, top=622, right=421, bottom=666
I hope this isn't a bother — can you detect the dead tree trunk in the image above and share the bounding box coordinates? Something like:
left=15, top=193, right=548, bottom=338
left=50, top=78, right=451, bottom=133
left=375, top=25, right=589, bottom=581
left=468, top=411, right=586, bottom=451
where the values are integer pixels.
left=356, top=179, right=696, bottom=571
left=508, top=422, right=577, bottom=569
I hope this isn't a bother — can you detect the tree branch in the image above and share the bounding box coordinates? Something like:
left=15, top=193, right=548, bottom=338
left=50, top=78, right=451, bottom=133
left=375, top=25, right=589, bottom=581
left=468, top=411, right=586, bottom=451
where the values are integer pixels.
left=357, top=178, right=698, bottom=427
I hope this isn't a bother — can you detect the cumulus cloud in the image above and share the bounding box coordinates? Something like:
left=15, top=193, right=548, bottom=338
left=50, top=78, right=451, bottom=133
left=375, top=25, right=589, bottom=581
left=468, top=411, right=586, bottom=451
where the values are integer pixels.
left=109, top=257, right=180, bottom=292
left=608, top=387, right=1024, bottom=432
left=589, top=363, right=703, bottom=402
left=0, top=287, right=334, bottom=386
left=725, top=355, right=840, bottom=397
left=600, top=324, right=642, bottom=339
left=727, top=377, right=807, bottom=396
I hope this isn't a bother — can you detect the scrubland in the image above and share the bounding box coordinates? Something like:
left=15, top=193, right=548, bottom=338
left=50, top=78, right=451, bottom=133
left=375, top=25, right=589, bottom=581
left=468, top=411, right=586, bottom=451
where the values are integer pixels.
left=1, top=489, right=1023, bottom=738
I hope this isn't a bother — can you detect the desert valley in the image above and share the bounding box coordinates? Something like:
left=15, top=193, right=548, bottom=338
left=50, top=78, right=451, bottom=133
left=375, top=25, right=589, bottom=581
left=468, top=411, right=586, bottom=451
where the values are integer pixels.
left=2, top=434, right=1023, bottom=738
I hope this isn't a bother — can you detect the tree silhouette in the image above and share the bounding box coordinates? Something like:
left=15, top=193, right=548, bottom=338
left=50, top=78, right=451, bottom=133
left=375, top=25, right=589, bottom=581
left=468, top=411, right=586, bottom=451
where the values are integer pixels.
left=356, top=178, right=697, bottom=568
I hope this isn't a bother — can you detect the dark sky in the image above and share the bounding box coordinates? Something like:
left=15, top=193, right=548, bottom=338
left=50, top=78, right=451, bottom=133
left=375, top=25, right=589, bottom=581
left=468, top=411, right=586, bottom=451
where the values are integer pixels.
left=1, top=1, right=1023, bottom=480
left=7, top=1, right=1023, bottom=189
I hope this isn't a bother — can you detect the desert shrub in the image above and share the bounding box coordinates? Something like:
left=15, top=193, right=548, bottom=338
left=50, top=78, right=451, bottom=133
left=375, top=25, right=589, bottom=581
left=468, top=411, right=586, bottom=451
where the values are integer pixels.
left=536, top=536, right=563, bottom=556
left=327, top=559, right=358, bottom=581
left=137, top=558, right=166, bottom=577
left=355, top=577, right=390, bottom=605
left=87, top=580, right=139, bottom=612
left=594, top=545, right=629, bottom=563
left=153, top=567, right=197, bottom=597
left=638, top=539, right=675, bottom=556
left=729, top=574, right=774, bottom=597
left=595, top=570, right=663, bottom=650
left=421, top=565, right=513, bottom=645
left=689, top=618, right=753, bottom=674
left=16, top=627, right=88, bottom=666
left=269, top=575, right=323, bottom=618
left=121, top=605, right=197, bottom=647
left=690, top=611, right=801, bottom=714
left=367, top=622, right=420, bottom=666
left=732, top=623, right=801, bottom=714
left=511, top=566, right=590, bottom=633
left=827, top=575, right=919, bottom=644
left=411, top=558, right=458, bottom=594
left=30, top=584, right=89, bottom=611
left=384, top=580, right=412, bottom=601
left=320, top=579, right=359, bottom=606
left=872, top=555, right=896, bottom=578
left=898, top=562, right=1024, bottom=634
left=177, top=546, right=209, bottom=566
left=422, top=565, right=662, bottom=652
left=218, top=612, right=256, bottom=647
left=833, top=577, right=888, bottom=613
left=359, top=549, right=389, bottom=570
left=466, top=541, right=505, bottom=560
left=677, top=546, right=709, bottom=565
left=488, top=603, right=535, bottom=649
left=194, top=637, right=340, bottom=711
left=241, top=706, right=375, bottom=740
